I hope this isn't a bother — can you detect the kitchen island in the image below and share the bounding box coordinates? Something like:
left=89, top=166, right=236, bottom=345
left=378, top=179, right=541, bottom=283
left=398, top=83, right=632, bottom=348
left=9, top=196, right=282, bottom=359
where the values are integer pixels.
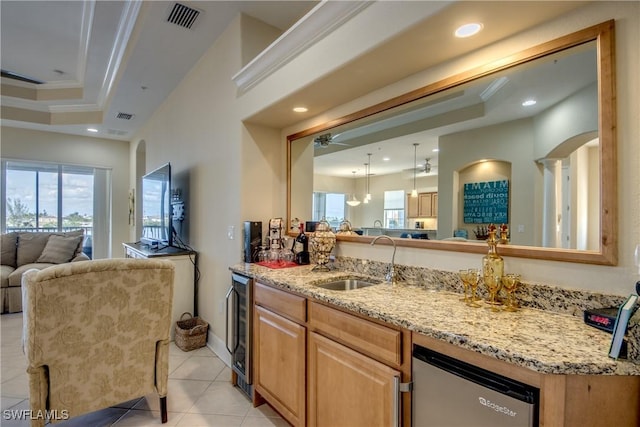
left=230, top=262, right=640, bottom=426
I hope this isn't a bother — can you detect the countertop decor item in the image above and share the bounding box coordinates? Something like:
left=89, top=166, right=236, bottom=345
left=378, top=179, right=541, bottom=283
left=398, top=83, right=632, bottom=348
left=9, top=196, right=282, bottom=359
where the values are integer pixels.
left=336, top=219, right=355, bottom=235
left=482, top=224, right=504, bottom=309
left=310, top=219, right=336, bottom=272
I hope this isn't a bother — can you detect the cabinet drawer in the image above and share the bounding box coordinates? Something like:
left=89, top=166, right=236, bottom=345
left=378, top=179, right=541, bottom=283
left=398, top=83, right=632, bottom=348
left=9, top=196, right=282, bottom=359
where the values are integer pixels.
left=309, top=302, right=401, bottom=367
left=254, top=282, right=306, bottom=323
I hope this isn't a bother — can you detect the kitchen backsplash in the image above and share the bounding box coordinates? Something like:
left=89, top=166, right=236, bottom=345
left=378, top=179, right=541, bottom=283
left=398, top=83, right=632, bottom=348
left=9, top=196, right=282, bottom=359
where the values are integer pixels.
left=332, top=256, right=627, bottom=316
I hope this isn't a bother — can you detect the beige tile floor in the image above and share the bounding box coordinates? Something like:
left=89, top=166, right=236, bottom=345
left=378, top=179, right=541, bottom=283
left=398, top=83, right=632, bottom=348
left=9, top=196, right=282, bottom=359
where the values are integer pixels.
left=0, top=313, right=288, bottom=426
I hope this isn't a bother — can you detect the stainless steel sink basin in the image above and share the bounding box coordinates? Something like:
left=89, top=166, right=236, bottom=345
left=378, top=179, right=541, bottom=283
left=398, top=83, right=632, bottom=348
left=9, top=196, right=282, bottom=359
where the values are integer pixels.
left=315, top=278, right=381, bottom=291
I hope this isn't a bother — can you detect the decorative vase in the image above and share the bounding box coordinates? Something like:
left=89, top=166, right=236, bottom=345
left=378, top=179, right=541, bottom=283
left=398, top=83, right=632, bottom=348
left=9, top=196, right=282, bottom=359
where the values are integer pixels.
left=310, top=219, right=336, bottom=272
left=482, top=224, right=504, bottom=306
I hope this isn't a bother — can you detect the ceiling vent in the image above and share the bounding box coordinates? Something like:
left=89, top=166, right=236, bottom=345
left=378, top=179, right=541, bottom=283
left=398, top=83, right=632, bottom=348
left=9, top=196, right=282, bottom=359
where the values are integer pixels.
left=116, top=112, right=134, bottom=120
left=166, top=3, right=201, bottom=29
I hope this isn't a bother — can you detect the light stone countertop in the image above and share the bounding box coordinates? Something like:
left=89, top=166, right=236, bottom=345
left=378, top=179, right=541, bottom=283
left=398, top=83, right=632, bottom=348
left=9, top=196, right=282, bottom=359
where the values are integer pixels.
left=230, top=263, right=640, bottom=376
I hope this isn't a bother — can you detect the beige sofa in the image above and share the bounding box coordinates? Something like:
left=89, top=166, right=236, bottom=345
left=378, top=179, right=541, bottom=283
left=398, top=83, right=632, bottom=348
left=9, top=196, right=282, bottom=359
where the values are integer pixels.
left=1, top=230, right=89, bottom=313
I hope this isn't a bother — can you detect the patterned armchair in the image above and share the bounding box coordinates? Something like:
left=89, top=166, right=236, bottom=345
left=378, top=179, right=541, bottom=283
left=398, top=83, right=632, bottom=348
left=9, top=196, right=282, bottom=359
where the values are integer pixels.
left=22, top=258, right=175, bottom=426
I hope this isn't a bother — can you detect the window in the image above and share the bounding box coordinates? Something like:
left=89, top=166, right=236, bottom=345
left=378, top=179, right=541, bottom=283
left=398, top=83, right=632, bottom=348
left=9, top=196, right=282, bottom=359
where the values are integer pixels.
left=383, top=190, right=405, bottom=229
left=312, top=192, right=346, bottom=229
left=2, top=160, right=112, bottom=258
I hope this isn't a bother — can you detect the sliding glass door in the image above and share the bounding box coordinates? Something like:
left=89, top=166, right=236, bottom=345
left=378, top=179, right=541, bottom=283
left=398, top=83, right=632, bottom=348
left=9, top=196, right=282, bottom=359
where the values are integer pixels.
left=1, top=160, right=112, bottom=258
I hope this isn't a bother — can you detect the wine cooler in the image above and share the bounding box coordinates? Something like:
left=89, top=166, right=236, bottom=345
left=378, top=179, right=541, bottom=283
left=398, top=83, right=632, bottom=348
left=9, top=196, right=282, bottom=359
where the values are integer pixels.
left=226, top=273, right=253, bottom=398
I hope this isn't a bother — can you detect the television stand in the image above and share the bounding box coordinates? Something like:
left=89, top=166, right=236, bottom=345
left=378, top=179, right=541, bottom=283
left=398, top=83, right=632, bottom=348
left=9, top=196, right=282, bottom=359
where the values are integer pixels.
left=123, top=242, right=198, bottom=339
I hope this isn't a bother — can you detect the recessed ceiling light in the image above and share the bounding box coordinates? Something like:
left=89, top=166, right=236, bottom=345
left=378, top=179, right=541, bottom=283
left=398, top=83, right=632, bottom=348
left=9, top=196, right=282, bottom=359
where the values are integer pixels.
left=382, top=157, right=390, bottom=161
left=432, top=148, right=439, bottom=152
left=455, top=23, right=483, bottom=38
left=87, top=128, right=98, bottom=133
left=522, top=99, right=537, bottom=107
left=293, top=107, right=308, bottom=113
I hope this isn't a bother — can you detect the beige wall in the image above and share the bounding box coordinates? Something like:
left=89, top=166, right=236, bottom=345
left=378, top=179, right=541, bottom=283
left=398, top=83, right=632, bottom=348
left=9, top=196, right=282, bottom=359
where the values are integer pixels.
left=5, top=2, right=633, bottom=359
left=282, top=1, right=639, bottom=296
left=132, top=3, right=637, bottom=361
left=0, top=126, right=130, bottom=257
left=130, top=15, right=287, bottom=356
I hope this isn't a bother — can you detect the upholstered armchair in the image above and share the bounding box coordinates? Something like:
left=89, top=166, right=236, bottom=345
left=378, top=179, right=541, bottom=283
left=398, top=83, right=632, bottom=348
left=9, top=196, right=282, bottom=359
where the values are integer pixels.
left=22, top=258, right=175, bottom=426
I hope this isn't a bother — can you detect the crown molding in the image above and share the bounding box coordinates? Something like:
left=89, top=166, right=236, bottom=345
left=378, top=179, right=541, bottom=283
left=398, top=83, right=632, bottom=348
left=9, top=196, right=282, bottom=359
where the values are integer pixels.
left=232, top=0, right=371, bottom=92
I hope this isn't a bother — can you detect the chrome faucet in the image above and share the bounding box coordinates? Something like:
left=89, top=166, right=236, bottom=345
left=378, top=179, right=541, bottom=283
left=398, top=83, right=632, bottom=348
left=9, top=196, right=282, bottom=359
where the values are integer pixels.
left=370, top=235, right=397, bottom=284
left=373, top=219, right=383, bottom=228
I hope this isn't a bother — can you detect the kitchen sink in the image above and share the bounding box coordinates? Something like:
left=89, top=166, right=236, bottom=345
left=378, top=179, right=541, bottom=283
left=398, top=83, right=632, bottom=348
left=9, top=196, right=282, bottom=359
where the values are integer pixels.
left=315, top=278, right=381, bottom=291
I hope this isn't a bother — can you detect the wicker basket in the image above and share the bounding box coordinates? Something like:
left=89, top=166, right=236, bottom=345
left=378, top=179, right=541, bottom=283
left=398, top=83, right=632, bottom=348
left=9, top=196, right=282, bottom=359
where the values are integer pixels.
left=175, top=312, right=208, bottom=351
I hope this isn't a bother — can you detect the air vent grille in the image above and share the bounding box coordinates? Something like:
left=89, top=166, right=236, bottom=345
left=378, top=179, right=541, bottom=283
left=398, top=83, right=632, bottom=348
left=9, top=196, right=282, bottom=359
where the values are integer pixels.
left=116, top=112, right=134, bottom=120
left=167, top=3, right=201, bottom=29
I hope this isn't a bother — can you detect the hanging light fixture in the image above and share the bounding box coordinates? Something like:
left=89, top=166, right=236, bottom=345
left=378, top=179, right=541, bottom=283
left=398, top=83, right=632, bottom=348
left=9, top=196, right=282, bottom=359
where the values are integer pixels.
left=346, top=171, right=361, bottom=206
left=363, top=162, right=369, bottom=204
left=366, top=153, right=372, bottom=201
left=411, top=143, right=419, bottom=197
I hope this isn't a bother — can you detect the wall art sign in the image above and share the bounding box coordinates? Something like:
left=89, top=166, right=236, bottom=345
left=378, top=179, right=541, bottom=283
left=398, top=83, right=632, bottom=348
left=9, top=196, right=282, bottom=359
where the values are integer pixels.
left=463, top=180, right=509, bottom=224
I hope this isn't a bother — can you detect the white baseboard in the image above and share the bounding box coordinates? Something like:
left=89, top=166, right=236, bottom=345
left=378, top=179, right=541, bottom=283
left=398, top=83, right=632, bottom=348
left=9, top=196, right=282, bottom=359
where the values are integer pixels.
left=208, top=330, right=231, bottom=367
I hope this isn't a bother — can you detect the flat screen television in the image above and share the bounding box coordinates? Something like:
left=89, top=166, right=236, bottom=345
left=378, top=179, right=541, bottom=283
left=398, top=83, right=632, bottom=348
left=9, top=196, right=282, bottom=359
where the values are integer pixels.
left=141, top=162, right=172, bottom=247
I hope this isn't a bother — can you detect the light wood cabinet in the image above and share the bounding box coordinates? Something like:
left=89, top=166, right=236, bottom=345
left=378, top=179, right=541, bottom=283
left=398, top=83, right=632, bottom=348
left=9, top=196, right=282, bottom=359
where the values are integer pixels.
left=253, top=282, right=307, bottom=426
left=253, top=305, right=306, bottom=426
left=308, top=331, right=401, bottom=427
left=407, top=192, right=437, bottom=218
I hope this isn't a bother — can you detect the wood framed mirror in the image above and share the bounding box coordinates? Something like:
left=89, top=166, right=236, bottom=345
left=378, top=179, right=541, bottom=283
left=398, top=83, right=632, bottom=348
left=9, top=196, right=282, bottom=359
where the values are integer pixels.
left=287, top=20, right=616, bottom=265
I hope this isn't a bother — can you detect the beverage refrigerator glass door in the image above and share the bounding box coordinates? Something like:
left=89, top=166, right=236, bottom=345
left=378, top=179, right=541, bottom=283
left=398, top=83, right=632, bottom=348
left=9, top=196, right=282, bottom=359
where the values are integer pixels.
left=226, top=273, right=253, bottom=398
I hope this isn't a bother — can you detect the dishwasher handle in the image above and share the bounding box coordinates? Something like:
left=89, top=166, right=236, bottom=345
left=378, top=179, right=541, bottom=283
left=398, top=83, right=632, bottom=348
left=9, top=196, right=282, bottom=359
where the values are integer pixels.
left=393, top=376, right=412, bottom=427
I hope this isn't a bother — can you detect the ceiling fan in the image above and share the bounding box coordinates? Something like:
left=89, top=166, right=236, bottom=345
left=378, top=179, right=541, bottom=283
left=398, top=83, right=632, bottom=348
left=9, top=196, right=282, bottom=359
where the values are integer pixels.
left=421, top=158, right=432, bottom=174
left=404, top=158, right=436, bottom=175
left=313, top=132, right=351, bottom=148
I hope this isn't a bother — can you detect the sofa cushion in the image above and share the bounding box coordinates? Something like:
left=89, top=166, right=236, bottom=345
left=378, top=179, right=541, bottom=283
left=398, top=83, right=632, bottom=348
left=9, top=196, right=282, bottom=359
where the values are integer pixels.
left=16, top=230, right=83, bottom=266
left=37, top=234, right=84, bottom=264
left=8, top=263, right=56, bottom=287
left=1, top=265, right=15, bottom=288
left=1, top=232, right=18, bottom=268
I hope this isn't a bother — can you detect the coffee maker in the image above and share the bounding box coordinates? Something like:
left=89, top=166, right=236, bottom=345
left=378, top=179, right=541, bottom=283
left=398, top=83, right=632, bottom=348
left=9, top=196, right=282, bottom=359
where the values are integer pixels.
left=243, top=221, right=262, bottom=263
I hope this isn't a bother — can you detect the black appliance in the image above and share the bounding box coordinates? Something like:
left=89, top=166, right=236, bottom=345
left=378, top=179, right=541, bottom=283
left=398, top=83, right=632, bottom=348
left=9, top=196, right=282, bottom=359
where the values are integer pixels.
left=413, top=345, right=539, bottom=427
left=243, top=221, right=262, bottom=263
left=305, top=221, right=319, bottom=232
left=226, top=273, right=253, bottom=398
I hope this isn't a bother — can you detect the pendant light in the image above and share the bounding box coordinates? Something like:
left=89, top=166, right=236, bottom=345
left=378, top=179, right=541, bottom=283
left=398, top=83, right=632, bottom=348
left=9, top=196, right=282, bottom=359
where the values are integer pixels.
left=363, top=162, right=369, bottom=204
left=366, top=153, right=372, bottom=201
left=346, top=171, right=361, bottom=206
left=411, top=143, right=419, bottom=198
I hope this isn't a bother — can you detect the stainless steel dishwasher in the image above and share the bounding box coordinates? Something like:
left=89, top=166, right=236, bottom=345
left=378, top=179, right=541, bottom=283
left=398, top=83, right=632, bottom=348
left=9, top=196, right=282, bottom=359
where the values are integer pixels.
left=413, top=345, right=539, bottom=427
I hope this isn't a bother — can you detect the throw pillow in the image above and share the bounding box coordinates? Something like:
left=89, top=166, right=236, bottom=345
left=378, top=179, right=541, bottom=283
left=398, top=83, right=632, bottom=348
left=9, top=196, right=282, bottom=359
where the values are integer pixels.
left=17, top=230, right=84, bottom=266
left=36, top=234, right=84, bottom=264
left=1, top=232, right=18, bottom=268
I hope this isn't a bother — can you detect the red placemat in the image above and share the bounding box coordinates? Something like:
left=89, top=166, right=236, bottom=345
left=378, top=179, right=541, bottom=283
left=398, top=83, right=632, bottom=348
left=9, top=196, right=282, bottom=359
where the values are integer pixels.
left=256, top=261, right=301, bottom=269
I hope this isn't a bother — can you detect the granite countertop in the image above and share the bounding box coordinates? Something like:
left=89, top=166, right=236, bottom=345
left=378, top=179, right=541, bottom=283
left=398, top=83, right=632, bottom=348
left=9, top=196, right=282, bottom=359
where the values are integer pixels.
left=230, top=262, right=640, bottom=376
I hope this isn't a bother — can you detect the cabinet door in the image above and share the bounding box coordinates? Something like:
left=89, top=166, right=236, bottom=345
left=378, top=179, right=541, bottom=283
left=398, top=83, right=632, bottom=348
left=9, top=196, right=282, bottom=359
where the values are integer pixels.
left=407, top=194, right=419, bottom=218
left=418, top=193, right=433, bottom=217
left=431, top=193, right=438, bottom=217
left=308, top=332, right=401, bottom=427
left=254, top=305, right=306, bottom=426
